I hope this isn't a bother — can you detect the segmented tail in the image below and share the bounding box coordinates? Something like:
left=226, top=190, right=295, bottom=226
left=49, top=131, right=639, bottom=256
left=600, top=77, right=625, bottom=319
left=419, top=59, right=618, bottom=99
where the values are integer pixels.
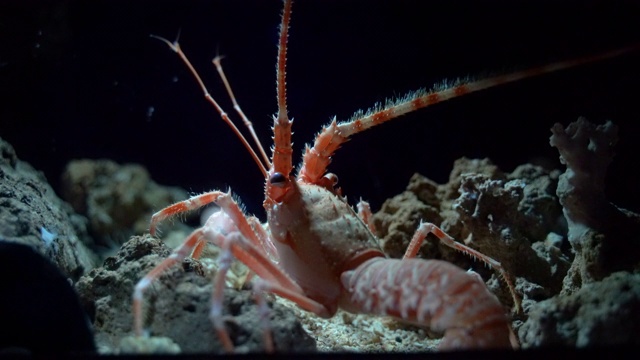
left=341, top=258, right=514, bottom=349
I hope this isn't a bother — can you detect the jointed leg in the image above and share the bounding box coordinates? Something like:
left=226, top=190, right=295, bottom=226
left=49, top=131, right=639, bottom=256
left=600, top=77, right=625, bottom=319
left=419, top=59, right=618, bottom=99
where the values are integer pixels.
left=191, top=238, right=208, bottom=259
left=149, top=191, right=222, bottom=236
left=247, top=216, right=279, bottom=263
left=150, top=191, right=266, bottom=254
left=207, top=231, right=333, bottom=352
left=356, top=199, right=377, bottom=234
left=209, top=233, right=238, bottom=352
left=209, top=234, right=333, bottom=352
left=136, top=190, right=332, bottom=352
left=133, top=230, right=206, bottom=336
left=199, top=196, right=332, bottom=352
left=403, top=222, right=521, bottom=313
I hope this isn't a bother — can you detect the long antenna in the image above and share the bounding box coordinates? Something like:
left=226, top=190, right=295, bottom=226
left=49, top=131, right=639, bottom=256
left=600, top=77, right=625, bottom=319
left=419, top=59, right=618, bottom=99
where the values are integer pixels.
left=271, top=0, right=294, bottom=177
left=151, top=34, right=268, bottom=178
left=298, top=44, right=639, bottom=183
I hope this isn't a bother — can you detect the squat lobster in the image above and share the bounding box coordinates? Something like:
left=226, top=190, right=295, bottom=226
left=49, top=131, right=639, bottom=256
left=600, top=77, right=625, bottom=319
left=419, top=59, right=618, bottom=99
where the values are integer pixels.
left=133, top=0, right=633, bottom=352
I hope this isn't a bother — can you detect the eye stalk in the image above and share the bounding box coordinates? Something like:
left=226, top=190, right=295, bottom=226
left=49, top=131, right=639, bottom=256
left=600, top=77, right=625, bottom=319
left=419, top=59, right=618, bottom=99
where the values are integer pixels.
left=269, top=172, right=287, bottom=187
left=323, top=173, right=339, bottom=186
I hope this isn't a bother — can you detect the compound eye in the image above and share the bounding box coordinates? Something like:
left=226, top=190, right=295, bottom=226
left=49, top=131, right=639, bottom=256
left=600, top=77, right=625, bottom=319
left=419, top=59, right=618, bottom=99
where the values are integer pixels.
left=269, top=172, right=287, bottom=187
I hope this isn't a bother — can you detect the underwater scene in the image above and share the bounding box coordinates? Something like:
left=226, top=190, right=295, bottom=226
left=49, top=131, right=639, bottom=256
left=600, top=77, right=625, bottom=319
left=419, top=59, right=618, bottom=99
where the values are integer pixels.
left=1, top=0, right=639, bottom=355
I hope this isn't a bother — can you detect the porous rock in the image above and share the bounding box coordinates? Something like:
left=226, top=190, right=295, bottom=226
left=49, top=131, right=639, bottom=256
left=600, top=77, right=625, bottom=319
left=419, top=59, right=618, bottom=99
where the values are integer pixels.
left=520, top=271, right=640, bottom=347
left=0, top=137, right=97, bottom=280
left=75, top=234, right=315, bottom=354
left=550, top=118, right=640, bottom=293
left=61, top=159, right=191, bottom=247
left=373, top=158, right=568, bottom=311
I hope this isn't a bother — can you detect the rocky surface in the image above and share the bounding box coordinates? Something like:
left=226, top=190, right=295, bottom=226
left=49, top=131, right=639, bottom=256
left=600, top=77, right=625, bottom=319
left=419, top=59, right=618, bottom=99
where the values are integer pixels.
left=520, top=271, right=640, bottom=347
left=549, top=118, right=640, bottom=292
left=517, top=118, right=640, bottom=347
left=372, top=118, right=640, bottom=348
left=61, top=159, right=190, bottom=249
left=75, top=234, right=315, bottom=354
left=373, top=159, right=569, bottom=311
left=0, top=137, right=97, bottom=281
left=2, top=117, right=638, bottom=353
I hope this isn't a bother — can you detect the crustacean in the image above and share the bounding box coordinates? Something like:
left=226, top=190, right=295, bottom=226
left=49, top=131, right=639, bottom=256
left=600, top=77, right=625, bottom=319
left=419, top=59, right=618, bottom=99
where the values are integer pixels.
left=132, top=0, right=634, bottom=351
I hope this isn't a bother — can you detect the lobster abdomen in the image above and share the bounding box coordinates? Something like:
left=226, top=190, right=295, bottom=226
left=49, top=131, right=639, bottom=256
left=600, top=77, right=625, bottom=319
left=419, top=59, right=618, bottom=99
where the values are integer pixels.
left=339, top=257, right=513, bottom=349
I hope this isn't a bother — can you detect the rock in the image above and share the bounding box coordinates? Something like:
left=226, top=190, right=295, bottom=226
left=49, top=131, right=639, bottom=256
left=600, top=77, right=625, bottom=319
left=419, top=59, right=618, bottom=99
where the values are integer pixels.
left=75, top=234, right=315, bottom=354
left=520, top=271, right=640, bottom=347
left=369, top=119, right=640, bottom=348
left=60, top=159, right=191, bottom=247
left=0, top=137, right=97, bottom=280
left=373, top=158, right=569, bottom=311
left=550, top=118, right=640, bottom=292
left=0, top=241, right=95, bottom=353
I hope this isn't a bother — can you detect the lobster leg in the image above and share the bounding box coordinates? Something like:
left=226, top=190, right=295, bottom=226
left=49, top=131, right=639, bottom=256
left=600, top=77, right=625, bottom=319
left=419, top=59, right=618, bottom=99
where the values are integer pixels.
left=133, top=229, right=205, bottom=336
left=150, top=191, right=275, bottom=259
left=246, top=216, right=279, bottom=263
left=356, top=199, right=377, bottom=234
left=200, top=212, right=332, bottom=352
left=403, top=221, right=521, bottom=313
left=206, top=235, right=333, bottom=352
left=209, top=232, right=255, bottom=352
left=149, top=191, right=222, bottom=236
left=137, top=190, right=332, bottom=352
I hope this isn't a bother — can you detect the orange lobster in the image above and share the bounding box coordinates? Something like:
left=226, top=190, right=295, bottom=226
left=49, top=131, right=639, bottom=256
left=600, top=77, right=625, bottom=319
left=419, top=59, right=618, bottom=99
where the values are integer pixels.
left=132, top=0, right=634, bottom=352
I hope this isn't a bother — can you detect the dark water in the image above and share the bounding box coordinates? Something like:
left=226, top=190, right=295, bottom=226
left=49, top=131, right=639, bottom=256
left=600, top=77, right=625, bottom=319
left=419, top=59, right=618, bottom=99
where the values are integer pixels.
left=2, top=0, right=639, bottom=217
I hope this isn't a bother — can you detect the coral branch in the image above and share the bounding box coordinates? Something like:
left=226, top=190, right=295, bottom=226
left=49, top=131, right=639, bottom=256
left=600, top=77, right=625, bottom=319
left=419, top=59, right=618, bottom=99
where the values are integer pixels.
left=550, top=118, right=640, bottom=292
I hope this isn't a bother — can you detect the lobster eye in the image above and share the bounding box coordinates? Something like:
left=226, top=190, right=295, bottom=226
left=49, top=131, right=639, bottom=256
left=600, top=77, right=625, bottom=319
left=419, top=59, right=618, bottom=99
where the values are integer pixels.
left=269, top=172, right=287, bottom=187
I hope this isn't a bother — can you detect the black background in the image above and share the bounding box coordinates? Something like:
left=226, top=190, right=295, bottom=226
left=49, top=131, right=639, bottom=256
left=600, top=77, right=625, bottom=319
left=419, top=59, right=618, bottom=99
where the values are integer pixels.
left=2, top=0, right=639, bottom=218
